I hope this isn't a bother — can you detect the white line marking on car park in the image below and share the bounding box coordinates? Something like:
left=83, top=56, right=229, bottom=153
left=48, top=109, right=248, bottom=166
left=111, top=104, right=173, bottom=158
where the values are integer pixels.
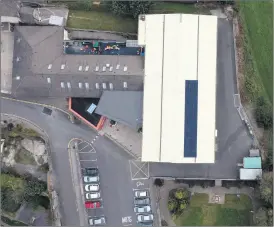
left=123, top=224, right=132, bottom=226
left=133, top=188, right=150, bottom=191
left=136, top=181, right=145, bottom=187
left=79, top=144, right=89, bottom=151
left=79, top=159, right=97, bottom=162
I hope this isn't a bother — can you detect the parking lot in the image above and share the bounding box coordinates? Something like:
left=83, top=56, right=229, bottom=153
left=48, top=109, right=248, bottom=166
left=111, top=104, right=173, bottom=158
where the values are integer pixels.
left=71, top=137, right=156, bottom=226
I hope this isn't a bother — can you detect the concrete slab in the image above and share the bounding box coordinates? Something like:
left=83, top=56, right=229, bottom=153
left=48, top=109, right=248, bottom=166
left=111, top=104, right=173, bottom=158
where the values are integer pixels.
left=1, top=31, right=14, bottom=94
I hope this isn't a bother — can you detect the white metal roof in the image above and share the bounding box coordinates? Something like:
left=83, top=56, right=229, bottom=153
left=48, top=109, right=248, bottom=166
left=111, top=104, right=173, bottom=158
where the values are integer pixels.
left=139, top=14, right=217, bottom=163
left=240, top=168, right=262, bottom=180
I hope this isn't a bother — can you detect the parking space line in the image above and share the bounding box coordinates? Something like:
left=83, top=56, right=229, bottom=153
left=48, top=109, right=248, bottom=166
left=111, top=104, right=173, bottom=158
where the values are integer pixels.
left=131, top=177, right=149, bottom=181
left=132, top=162, right=149, bottom=178
left=79, top=159, right=97, bottom=162
left=79, top=150, right=96, bottom=154
left=79, top=144, right=89, bottom=151
left=123, top=224, right=132, bottom=226
left=133, top=188, right=150, bottom=191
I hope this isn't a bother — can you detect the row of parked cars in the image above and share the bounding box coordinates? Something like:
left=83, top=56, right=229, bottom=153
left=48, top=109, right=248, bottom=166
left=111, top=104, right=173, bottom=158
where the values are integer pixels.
left=134, top=190, right=154, bottom=226
left=82, top=168, right=106, bottom=226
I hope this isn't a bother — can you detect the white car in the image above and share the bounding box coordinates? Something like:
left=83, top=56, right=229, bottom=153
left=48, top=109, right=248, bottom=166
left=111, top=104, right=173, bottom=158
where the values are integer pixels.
left=85, top=192, right=101, bottom=200
left=83, top=176, right=99, bottom=183
left=137, top=214, right=154, bottom=223
left=85, top=184, right=100, bottom=192
left=89, top=216, right=106, bottom=226
left=135, top=190, right=149, bottom=198
left=134, top=205, right=152, bottom=213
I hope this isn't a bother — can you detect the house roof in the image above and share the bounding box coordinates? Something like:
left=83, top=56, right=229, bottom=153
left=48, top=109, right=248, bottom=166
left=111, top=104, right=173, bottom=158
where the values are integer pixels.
left=12, top=26, right=144, bottom=97
left=240, top=168, right=262, bottom=180
left=95, top=91, right=143, bottom=130
left=139, top=13, right=217, bottom=163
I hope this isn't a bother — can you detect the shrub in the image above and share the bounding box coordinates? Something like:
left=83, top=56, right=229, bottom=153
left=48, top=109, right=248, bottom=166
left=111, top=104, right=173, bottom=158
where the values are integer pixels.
left=154, top=178, right=164, bottom=187
left=178, top=200, right=188, bottom=211
left=168, top=199, right=178, bottom=213
left=161, top=220, right=168, bottom=226
left=255, top=97, right=273, bottom=129
left=174, top=189, right=189, bottom=200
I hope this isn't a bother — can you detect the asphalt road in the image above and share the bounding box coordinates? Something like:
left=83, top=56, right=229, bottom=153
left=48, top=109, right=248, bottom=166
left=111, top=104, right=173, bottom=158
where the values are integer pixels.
left=1, top=97, right=155, bottom=227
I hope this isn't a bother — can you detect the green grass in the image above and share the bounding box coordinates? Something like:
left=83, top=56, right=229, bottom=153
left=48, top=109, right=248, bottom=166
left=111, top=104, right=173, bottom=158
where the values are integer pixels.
left=173, top=193, right=253, bottom=226
left=67, top=10, right=137, bottom=33
left=238, top=1, right=273, bottom=103
left=14, top=148, right=37, bottom=165
left=0, top=173, right=26, bottom=192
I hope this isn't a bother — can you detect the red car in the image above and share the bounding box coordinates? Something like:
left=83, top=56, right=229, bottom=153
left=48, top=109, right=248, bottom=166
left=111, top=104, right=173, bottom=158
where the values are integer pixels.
left=85, top=201, right=101, bottom=209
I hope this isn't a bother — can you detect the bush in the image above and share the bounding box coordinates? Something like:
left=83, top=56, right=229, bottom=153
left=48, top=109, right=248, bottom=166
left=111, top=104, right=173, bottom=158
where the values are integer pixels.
left=1, top=188, right=22, bottom=213
left=255, top=97, right=273, bottom=129
left=38, top=163, right=50, bottom=173
left=154, top=178, right=164, bottom=187
left=178, top=200, right=188, bottom=211
left=168, top=199, right=178, bottom=213
left=24, top=178, right=47, bottom=199
left=161, top=220, right=168, bottom=226
left=174, top=189, right=189, bottom=200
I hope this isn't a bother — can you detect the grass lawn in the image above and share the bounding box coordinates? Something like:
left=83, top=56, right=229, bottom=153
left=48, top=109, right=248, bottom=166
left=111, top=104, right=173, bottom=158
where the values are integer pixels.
left=67, top=2, right=209, bottom=32
left=173, top=193, right=253, bottom=226
left=67, top=10, right=138, bottom=33
left=238, top=1, right=273, bottom=103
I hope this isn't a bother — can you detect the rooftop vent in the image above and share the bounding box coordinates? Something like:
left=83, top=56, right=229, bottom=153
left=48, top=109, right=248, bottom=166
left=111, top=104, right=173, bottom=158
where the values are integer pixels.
left=85, top=66, right=89, bottom=72
left=47, top=77, right=51, bottom=83
left=78, top=66, right=83, bottom=71
left=109, top=66, right=113, bottom=72
left=116, top=64, right=120, bottom=70
left=95, top=83, right=99, bottom=89
left=16, top=57, right=21, bottom=62
left=61, top=82, right=65, bottom=88
left=67, top=82, right=71, bottom=89
left=15, top=76, right=20, bottom=80
left=123, top=82, right=128, bottom=88
left=78, top=82, right=83, bottom=89
left=140, top=15, right=146, bottom=21
left=61, top=64, right=65, bottom=70
left=123, top=65, right=128, bottom=72
left=102, top=83, right=106, bottom=89
left=109, top=83, right=113, bottom=90
left=17, top=38, right=21, bottom=43
left=85, top=83, right=89, bottom=90
left=102, top=66, right=106, bottom=72
left=106, top=63, right=110, bottom=68
left=48, top=64, right=52, bottom=70
left=95, top=66, right=99, bottom=72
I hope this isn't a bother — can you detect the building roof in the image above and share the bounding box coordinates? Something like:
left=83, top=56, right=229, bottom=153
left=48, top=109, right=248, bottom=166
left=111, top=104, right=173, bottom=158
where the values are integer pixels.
left=240, top=168, right=262, bottom=180
left=95, top=91, right=143, bottom=130
left=139, top=13, right=217, bottom=163
left=12, top=26, right=144, bottom=97
left=243, top=157, right=262, bottom=169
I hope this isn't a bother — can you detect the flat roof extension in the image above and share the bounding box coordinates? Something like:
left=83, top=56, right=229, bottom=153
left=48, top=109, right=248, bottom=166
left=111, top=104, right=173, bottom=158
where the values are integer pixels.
left=140, top=13, right=217, bottom=163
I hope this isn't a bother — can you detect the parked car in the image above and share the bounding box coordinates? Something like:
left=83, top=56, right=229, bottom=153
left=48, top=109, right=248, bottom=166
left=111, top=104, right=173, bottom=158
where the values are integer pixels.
left=134, top=205, right=152, bottom=213
left=83, top=176, right=99, bottom=183
left=85, top=184, right=100, bottom=192
left=82, top=168, right=99, bottom=176
left=88, top=216, right=106, bottom=226
left=134, top=198, right=150, bottom=205
left=135, top=190, right=149, bottom=198
left=85, top=201, right=101, bottom=209
left=138, top=221, right=153, bottom=226
left=85, top=192, right=101, bottom=200
left=137, top=214, right=154, bottom=223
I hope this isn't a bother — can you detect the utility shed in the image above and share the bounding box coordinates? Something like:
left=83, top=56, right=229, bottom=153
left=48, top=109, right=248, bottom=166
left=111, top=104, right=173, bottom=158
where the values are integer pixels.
left=139, top=13, right=218, bottom=163
left=95, top=91, right=143, bottom=130
left=240, top=168, right=262, bottom=180
left=243, top=157, right=262, bottom=169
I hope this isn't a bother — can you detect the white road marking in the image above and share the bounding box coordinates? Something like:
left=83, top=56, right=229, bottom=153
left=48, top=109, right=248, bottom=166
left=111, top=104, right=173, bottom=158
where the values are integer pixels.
left=133, top=188, right=150, bottom=191
left=123, top=224, right=132, bottom=226
left=79, top=150, right=96, bottom=154
left=136, top=181, right=145, bottom=187
left=132, top=177, right=149, bottom=181
left=79, top=144, right=89, bottom=151
left=79, top=159, right=97, bottom=162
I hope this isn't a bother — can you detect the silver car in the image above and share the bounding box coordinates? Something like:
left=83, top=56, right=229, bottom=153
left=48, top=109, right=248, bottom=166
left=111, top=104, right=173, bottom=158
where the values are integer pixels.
left=137, top=214, right=154, bottom=223
left=85, top=184, right=100, bottom=192
left=85, top=192, right=101, bottom=200
left=135, top=190, right=149, bottom=198
left=89, top=216, right=106, bottom=226
left=134, top=205, right=152, bottom=213
left=83, top=176, right=99, bottom=183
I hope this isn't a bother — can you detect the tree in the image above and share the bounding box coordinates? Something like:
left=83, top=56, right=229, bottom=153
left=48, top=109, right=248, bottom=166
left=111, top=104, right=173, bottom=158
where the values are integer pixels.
left=254, top=207, right=268, bottom=226
left=178, top=200, right=187, bottom=211
left=161, top=220, right=168, bottom=226
left=255, top=97, right=273, bottom=129
left=154, top=178, right=164, bottom=187
left=174, top=189, right=189, bottom=200
left=24, top=178, right=47, bottom=199
left=168, top=199, right=178, bottom=213
left=259, top=172, right=273, bottom=207
left=111, top=1, right=153, bottom=19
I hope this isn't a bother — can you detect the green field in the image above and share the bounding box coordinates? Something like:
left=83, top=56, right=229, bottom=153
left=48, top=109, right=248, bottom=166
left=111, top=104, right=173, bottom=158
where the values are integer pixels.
left=173, top=193, right=253, bottom=226
left=67, top=2, right=208, bottom=33
left=238, top=1, right=273, bottom=103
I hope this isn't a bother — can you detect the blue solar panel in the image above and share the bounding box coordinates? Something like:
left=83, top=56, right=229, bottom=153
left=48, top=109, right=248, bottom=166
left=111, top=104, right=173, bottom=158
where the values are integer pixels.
left=184, top=80, right=198, bottom=157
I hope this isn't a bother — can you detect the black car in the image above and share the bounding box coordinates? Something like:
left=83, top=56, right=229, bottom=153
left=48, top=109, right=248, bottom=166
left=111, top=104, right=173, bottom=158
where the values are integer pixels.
left=134, top=197, right=150, bottom=205
left=82, top=168, right=99, bottom=176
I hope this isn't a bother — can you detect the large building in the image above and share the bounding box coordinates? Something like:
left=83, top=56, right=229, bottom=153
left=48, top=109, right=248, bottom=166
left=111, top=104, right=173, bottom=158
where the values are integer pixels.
left=139, top=14, right=218, bottom=163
